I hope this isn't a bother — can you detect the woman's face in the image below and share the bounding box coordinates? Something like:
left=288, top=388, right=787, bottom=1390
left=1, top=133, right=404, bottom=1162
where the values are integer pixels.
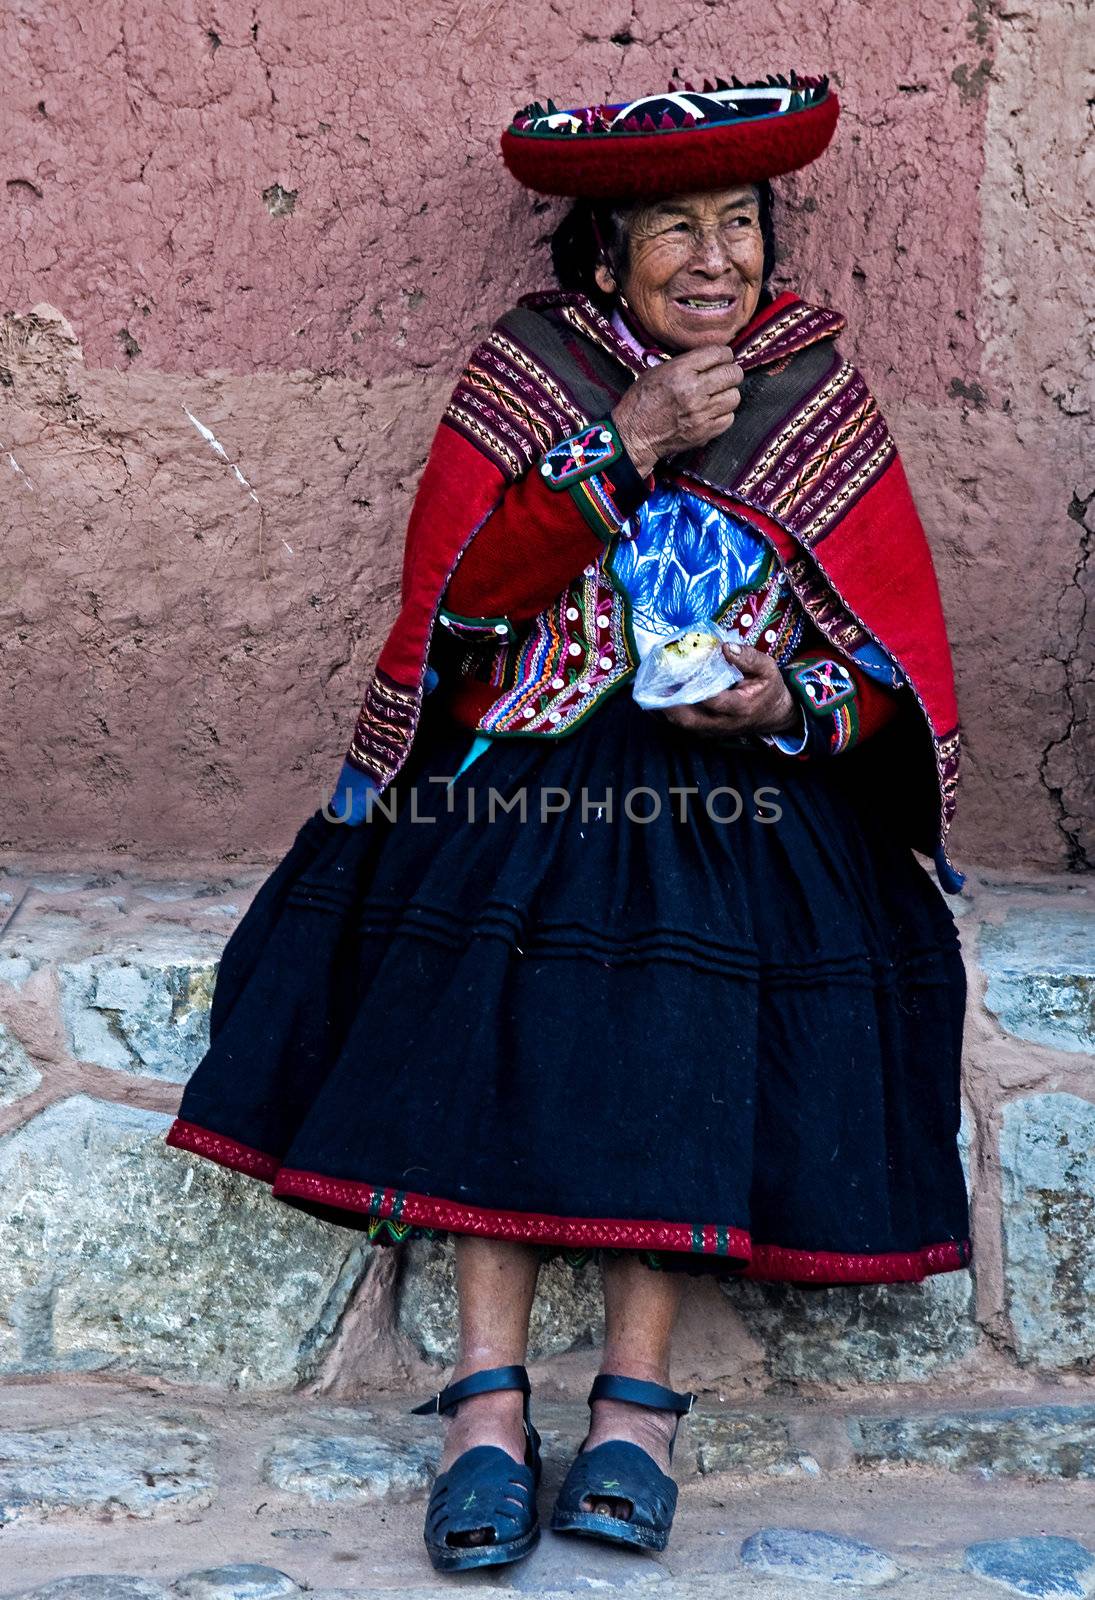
left=597, top=185, right=765, bottom=352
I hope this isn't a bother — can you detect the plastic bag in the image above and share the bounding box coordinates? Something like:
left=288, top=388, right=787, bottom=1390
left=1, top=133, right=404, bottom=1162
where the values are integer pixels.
left=632, top=619, right=744, bottom=710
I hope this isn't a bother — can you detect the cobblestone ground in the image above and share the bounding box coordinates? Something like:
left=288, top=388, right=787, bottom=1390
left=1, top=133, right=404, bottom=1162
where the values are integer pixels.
left=1, top=1383, right=1093, bottom=1599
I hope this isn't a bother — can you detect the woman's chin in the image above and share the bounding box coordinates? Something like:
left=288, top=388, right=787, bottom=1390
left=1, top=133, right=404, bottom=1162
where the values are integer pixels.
left=668, top=319, right=748, bottom=350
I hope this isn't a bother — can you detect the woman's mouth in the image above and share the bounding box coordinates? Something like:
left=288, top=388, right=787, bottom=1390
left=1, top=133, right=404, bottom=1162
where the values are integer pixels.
left=674, top=295, right=737, bottom=315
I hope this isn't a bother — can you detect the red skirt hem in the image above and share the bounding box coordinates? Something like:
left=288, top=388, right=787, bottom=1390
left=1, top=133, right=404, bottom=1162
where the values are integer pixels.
left=165, top=1117, right=972, bottom=1286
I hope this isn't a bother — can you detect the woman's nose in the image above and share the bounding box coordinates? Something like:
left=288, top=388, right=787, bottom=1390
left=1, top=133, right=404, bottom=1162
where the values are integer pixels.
left=691, top=228, right=734, bottom=273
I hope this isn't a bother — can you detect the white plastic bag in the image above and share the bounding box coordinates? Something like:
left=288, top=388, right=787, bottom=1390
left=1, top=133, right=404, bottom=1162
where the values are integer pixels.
left=632, top=619, right=744, bottom=711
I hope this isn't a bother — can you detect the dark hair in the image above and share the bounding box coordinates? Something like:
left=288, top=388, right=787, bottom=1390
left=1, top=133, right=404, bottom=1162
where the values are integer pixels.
left=550, top=181, right=777, bottom=309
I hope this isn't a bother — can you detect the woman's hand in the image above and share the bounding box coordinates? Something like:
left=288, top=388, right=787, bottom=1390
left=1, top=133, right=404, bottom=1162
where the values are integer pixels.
left=661, top=642, right=801, bottom=739
left=611, top=348, right=744, bottom=477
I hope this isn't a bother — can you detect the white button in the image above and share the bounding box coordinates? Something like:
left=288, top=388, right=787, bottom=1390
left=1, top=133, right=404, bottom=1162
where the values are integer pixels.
left=598, top=656, right=613, bottom=670
left=597, top=614, right=609, bottom=628
left=493, top=623, right=509, bottom=635
left=740, top=612, right=753, bottom=627
left=548, top=711, right=562, bottom=723
left=599, top=429, right=612, bottom=444
left=568, top=642, right=582, bottom=657
left=764, top=628, right=777, bottom=642
left=579, top=682, right=595, bottom=694
left=523, top=706, right=537, bottom=718
left=806, top=685, right=818, bottom=699
left=583, top=565, right=595, bottom=576
left=550, top=677, right=564, bottom=689
left=566, top=607, right=580, bottom=621
left=540, top=462, right=552, bottom=476
left=439, top=615, right=452, bottom=627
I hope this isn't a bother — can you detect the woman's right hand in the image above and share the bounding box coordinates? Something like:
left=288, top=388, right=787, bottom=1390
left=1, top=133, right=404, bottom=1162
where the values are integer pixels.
left=611, top=348, right=745, bottom=477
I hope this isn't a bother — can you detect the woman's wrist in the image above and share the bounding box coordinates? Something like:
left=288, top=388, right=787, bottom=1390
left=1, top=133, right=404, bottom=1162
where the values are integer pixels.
left=609, top=404, right=659, bottom=479
left=765, top=681, right=802, bottom=735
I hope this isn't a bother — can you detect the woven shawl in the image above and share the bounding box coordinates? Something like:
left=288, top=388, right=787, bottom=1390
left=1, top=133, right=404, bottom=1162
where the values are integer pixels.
left=338, top=289, right=963, bottom=890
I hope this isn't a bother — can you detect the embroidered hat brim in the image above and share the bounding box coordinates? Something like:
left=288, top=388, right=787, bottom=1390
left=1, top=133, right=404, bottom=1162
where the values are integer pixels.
left=500, top=76, right=839, bottom=199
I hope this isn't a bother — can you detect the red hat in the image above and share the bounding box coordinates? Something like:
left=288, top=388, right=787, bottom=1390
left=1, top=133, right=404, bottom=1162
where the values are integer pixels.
left=500, top=74, right=839, bottom=200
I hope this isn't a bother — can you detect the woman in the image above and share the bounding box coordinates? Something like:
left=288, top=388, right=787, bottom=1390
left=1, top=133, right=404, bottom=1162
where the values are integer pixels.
left=167, top=74, right=970, bottom=1573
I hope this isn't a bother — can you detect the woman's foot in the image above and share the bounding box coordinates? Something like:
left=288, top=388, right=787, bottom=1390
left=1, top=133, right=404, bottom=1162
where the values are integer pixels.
left=579, top=1392, right=678, bottom=1521
left=436, top=1382, right=530, bottom=1548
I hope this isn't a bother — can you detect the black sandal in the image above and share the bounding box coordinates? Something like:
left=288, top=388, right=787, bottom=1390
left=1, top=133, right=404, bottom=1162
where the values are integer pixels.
left=411, top=1362, right=542, bottom=1572
left=550, top=1373, right=696, bottom=1552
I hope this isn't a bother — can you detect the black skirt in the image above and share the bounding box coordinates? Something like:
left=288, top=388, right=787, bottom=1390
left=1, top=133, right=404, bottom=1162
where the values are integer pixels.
left=167, top=689, right=971, bottom=1285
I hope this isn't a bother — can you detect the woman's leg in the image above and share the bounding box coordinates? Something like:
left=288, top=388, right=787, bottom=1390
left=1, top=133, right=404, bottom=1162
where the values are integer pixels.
left=438, top=1236, right=541, bottom=1483
left=581, top=1252, right=687, bottom=1518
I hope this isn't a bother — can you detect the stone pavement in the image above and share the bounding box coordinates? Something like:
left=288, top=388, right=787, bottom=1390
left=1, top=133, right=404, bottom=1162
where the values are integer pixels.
left=1, top=1382, right=1094, bottom=1599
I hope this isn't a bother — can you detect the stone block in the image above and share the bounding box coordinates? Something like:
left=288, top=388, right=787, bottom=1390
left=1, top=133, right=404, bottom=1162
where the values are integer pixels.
left=965, top=1536, right=1095, bottom=1597
left=263, top=1431, right=436, bottom=1504
left=1001, top=1094, right=1095, bottom=1368
left=0, top=1414, right=213, bottom=1525
left=0, top=1021, right=40, bottom=1107
left=58, top=955, right=217, bottom=1081
left=724, top=1268, right=975, bottom=1383
left=0, top=1096, right=369, bottom=1387
left=688, top=1412, right=820, bottom=1478
left=396, top=1238, right=604, bottom=1362
left=10, top=1582, right=170, bottom=1600
left=981, top=909, right=1095, bottom=1054
left=849, top=1403, right=1095, bottom=1478
left=172, top=1568, right=301, bottom=1600
left=740, top=1527, right=899, bottom=1586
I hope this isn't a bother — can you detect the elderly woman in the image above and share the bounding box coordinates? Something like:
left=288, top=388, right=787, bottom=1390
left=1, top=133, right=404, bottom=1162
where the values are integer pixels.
left=168, top=75, right=970, bottom=1573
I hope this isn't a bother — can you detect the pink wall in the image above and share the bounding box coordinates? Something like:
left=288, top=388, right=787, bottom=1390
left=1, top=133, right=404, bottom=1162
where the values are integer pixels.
left=1, top=1, right=1090, bottom=871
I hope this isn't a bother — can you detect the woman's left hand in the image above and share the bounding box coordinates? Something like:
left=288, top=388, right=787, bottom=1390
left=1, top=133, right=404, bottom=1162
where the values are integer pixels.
left=662, top=642, right=801, bottom=739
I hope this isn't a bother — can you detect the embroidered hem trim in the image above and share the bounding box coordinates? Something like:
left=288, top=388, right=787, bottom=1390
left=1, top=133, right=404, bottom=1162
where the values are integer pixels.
left=165, top=1119, right=971, bottom=1285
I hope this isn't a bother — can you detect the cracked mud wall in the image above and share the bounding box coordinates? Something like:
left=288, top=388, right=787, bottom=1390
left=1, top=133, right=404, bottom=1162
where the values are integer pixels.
left=0, top=1, right=1090, bottom=868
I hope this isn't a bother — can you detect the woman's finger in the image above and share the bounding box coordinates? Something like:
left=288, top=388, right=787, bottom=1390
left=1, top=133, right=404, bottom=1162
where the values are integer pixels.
left=684, top=349, right=744, bottom=383
left=694, top=397, right=740, bottom=435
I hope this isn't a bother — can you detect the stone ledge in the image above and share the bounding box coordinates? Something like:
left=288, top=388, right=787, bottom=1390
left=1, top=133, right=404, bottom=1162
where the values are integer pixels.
left=0, top=870, right=1093, bottom=1389
left=980, top=904, right=1095, bottom=1055
left=848, top=1403, right=1095, bottom=1478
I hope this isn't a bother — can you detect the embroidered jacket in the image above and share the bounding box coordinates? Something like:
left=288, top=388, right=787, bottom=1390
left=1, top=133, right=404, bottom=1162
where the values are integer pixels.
left=331, top=290, right=964, bottom=891
left=441, top=463, right=901, bottom=760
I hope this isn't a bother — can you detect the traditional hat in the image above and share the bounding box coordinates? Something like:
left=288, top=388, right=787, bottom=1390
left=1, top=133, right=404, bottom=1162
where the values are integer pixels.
left=500, top=74, right=838, bottom=199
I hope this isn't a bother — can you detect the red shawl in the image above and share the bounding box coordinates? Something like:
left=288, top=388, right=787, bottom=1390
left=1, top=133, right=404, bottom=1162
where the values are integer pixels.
left=334, top=290, right=963, bottom=890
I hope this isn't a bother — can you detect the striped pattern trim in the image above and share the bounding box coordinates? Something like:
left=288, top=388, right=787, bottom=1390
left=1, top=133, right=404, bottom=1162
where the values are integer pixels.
left=477, top=566, right=636, bottom=736
left=568, top=467, right=630, bottom=540
left=733, top=299, right=846, bottom=371
left=348, top=668, right=422, bottom=786
left=778, top=552, right=875, bottom=657
left=737, top=361, right=895, bottom=542
left=830, top=695, right=860, bottom=753
left=444, top=330, right=586, bottom=479
left=165, top=1119, right=971, bottom=1285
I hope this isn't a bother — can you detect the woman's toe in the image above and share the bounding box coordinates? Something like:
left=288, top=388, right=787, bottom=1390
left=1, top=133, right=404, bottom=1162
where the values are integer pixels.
left=447, top=1526, right=495, bottom=1547
left=585, top=1494, right=632, bottom=1520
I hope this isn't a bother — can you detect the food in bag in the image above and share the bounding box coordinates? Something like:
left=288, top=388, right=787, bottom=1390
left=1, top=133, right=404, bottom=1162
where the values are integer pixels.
left=632, top=620, right=745, bottom=710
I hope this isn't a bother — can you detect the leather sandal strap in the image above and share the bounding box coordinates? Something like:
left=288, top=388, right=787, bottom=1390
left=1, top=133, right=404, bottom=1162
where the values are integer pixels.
left=411, top=1362, right=531, bottom=1416
left=587, top=1373, right=696, bottom=1415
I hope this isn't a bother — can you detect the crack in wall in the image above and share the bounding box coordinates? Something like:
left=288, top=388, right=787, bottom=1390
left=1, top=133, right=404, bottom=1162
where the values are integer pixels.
left=1038, top=490, right=1093, bottom=872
